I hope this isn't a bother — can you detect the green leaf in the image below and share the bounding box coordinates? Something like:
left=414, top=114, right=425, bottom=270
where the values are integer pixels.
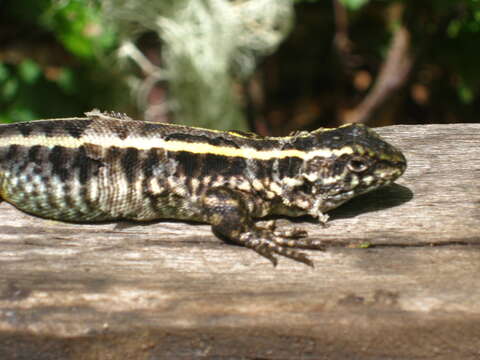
left=2, top=78, right=19, bottom=100
left=447, top=19, right=461, bottom=38
left=359, top=242, right=372, bottom=249
left=0, top=114, right=11, bottom=124
left=0, top=63, right=10, bottom=82
left=458, top=82, right=474, bottom=104
left=18, top=59, right=42, bottom=84
left=10, top=108, right=37, bottom=123
left=340, top=0, right=370, bottom=11
left=60, top=32, right=95, bottom=58
left=41, top=0, right=117, bottom=60
left=55, top=68, right=76, bottom=94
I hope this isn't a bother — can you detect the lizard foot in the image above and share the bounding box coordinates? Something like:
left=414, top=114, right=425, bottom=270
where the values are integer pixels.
left=240, top=230, right=321, bottom=267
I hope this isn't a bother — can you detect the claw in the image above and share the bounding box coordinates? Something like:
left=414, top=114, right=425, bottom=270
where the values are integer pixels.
left=251, top=242, right=278, bottom=266
left=273, top=227, right=308, bottom=239
left=272, top=246, right=314, bottom=268
left=241, top=231, right=320, bottom=266
left=271, top=235, right=325, bottom=250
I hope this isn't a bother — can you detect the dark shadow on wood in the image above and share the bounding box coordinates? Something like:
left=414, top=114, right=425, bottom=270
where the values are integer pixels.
left=285, top=183, right=413, bottom=226
left=330, top=183, right=413, bottom=220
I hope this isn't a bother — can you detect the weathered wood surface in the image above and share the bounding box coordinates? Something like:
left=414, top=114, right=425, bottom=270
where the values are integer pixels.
left=0, top=123, right=479, bottom=359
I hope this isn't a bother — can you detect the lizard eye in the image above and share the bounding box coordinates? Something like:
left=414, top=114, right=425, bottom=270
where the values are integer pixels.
left=347, top=157, right=369, bottom=173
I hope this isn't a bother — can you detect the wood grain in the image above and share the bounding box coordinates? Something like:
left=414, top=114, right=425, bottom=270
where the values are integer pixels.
left=0, top=124, right=479, bottom=359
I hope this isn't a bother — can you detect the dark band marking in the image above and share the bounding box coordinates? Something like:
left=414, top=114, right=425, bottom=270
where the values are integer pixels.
left=18, top=124, right=32, bottom=137
left=201, top=153, right=226, bottom=176
left=165, top=133, right=213, bottom=144
left=73, top=146, right=90, bottom=185
left=5, top=144, right=20, bottom=160
left=139, top=122, right=163, bottom=137
left=209, top=136, right=240, bottom=148
left=202, top=153, right=246, bottom=177
left=105, top=146, right=121, bottom=162
left=63, top=186, right=77, bottom=210
left=49, top=146, right=70, bottom=182
left=112, top=124, right=130, bottom=140
left=73, top=145, right=103, bottom=185
left=121, top=147, right=139, bottom=184
left=250, top=158, right=271, bottom=180
left=175, top=151, right=199, bottom=178
left=79, top=185, right=97, bottom=213
left=33, top=165, right=43, bottom=175
left=42, top=122, right=57, bottom=137
left=64, top=120, right=91, bottom=139
left=166, top=133, right=242, bottom=149
left=142, top=148, right=161, bottom=178
left=287, top=136, right=316, bottom=150
left=28, top=145, right=43, bottom=163
left=279, top=157, right=303, bottom=178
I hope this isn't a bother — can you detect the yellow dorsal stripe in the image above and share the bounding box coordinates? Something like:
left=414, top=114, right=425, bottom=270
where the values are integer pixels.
left=2, top=134, right=354, bottom=160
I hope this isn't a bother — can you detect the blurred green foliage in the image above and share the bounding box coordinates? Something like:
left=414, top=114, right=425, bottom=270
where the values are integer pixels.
left=41, top=0, right=117, bottom=59
left=295, top=0, right=369, bottom=10
left=339, top=0, right=370, bottom=11
left=2, top=0, right=480, bottom=127
left=0, top=0, right=130, bottom=124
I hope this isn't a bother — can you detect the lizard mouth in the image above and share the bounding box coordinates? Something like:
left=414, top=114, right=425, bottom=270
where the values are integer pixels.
left=315, top=190, right=356, bottom=213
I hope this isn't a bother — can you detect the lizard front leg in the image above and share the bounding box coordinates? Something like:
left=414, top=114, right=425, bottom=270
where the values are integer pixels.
left=201, top=187, right=324, bottom=266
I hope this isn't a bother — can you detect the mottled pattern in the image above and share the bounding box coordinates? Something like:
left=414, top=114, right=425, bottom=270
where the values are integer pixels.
left=0, top=110, right=407, bottom=266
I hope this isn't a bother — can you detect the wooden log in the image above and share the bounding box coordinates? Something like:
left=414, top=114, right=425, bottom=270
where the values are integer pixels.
left=0, top=124, right=479, bottom=359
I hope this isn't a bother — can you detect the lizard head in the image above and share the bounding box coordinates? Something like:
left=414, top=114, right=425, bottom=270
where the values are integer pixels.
left=297, top=123, right=407, bottom=212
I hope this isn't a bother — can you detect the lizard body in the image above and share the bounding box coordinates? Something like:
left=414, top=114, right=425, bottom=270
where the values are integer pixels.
left=0, top=110, right=406, bottom=265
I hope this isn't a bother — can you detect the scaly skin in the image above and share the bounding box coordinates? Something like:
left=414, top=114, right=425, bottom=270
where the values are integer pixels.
left=0, top=110, right=407, bottom=266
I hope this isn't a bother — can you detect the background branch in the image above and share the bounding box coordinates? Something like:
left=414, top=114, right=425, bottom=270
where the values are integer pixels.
left=333, top=0, right=357, bottom=71
left=340, top=3, right=414, bottom=124
left=345, top=26, right=413, bottom=123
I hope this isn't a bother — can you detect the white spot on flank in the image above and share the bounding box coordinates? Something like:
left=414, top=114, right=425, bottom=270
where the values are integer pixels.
left=211, top=176, right=225, bottom=187
left=190, top=178, right=200, bottom=193
left=89, top=177, right=99, bottom=201
left=236, top=181, right=251, bottom=192
left=303, top=173, right=319, bottom=182
left=282, top=177, right=303, bottom=188
left=148, top=178, right=162, bottom=194
left=269, top=182, right=283, bottom=196
left=252, top=179, right=264, bottom=191
left=265, top=191, right=276, bottom=199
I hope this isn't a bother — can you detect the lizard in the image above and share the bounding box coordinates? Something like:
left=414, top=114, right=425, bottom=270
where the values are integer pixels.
left=0, top=110, right=407, bottom=266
